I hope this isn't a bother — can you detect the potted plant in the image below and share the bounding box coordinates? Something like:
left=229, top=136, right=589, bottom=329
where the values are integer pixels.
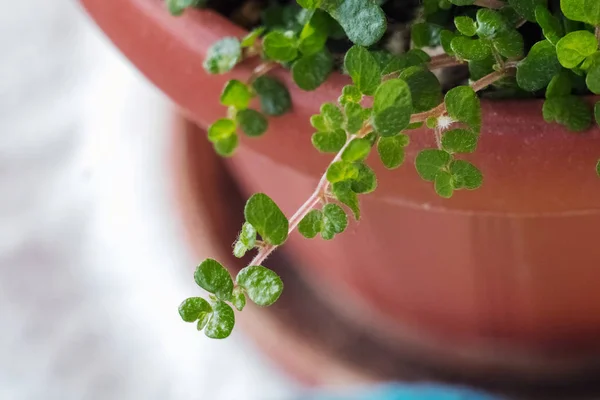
left=81, top=0, right=600, bottom=395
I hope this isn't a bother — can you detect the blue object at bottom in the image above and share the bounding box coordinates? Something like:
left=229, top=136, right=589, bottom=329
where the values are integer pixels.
left=299, top=383, right=500, bottom=400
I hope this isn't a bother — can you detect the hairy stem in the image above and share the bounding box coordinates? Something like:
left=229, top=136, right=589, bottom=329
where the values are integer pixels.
left=473, top=0, right=505, bottom=9
left=248, top=137, right=354, bottom=267
left=411, top=68, right=513, bottom=123
left=428, top=54, right=466, bottom=70
left=248, top=67, right=513, bottom=267
left=248, top=61, right=278, bottom=84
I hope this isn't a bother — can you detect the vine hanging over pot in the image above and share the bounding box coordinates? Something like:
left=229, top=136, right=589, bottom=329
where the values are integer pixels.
left=173, top=0, right=600, bottom=339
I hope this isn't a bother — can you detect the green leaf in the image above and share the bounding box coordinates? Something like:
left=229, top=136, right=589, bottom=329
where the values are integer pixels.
left=403, top=49, right=432, bottom=67
left=377, top=135, right=409, bottom=169
left=297, top=0, right=321, bottom=9
left=332, top=181, right=360, bottom=220
left=342, top=138, right=371, bottom=162
left=411, top=22, right=442, bottom=48
left=546, top=71, right=573, bottom=97
left=231, top=287, right=247, bottom=311
left=252, top=76, right=292, bottom=116
left=178, top=297, right=213, bottom=323
left=444, top=86, right=482, bottom=132
left=213, top=134, right=239, bottom=157
left=454, top=16, right=477, bottom=37
left=244, top=193, right=289, bottom=246
left=326, top=161, right=359, bottom=183
left=535, top=6, right=564, bottom=45
left=292, top=49, right=334, bottom=91
left=263, top=31, right=298, bottom=62
left=298, top=209, right=324, bottom=238
left=469, top=56, right=496, bottom=81
left=167, top=0, right=205, bottom=16
left=508, top=0, right=547, bottom=22
left=450, top=160, right=483, bottom=189
left=241, top=27, right=266, bottom=48
left=441, top=129, right=478, bottom=153
left=299, top=10, right=330, bottom=55
left=596, top=158, right=600, bottom=177
left=204, top=301, right=235, bottom=339
left=322, top=0, right=386, bottom=46
left=556, top=31, right=598, bottom=69
left=203, top=37, right=242, bottom=74
left=372, top=79, right=413, bottom=137
left=350, top=163, right=377, bottom=194
left=339, top=85, right=362, bottom=105
left=208, top=118, right=236, bottom=142
left=194, top=259, right=234, bottom=301
left=220, top=80, right=252, bottom=109
left=312, top=129, right=347, bottom=152
left=344, top=102, right=364, bottom=134
left=240, top=222, right=257, bottom=248
left=372, top=51, right=406, bottom=75
left=440, top=30, right=457, bottom=56
left=415, top=149, right=452, bottom=181
left=236, top=109, right=268, bottom=137
left=344, top=46, right=381, bottom=95
left=493, top=30, right=525, bottom=58
left=197, top=312, right=211, bottom=331
left=311, top=114, right=327, bottom=131
left=434, top=171, right=454, bottom=198
left=595, top=102, right=600, bottom=126
left=451, top=36, right=492, bottom=61
left=398, top=66, right=443, bottom=113
left=475, top=9, right=510, bottom=38
left=236, top=266, right=284, bottom=306
left=321, top=102, right=344, bottom=128
left=516, top=40, right=562, bottom=91
left=233, top=241, right=247, bottom=258
left=543, top=95, right=592, bottom=131
left=321, top=203, right=348, bottom=240
left=560, top=0, right=600, bottom=26
left=587, top=62, right=600, bottom=94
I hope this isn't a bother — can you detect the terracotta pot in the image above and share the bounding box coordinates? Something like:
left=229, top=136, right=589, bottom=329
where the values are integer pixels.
left=82, top=0, right=600, bottom=387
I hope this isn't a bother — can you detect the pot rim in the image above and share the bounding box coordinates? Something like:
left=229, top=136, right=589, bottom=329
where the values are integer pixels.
left=80, top=0, right=600, bottom=214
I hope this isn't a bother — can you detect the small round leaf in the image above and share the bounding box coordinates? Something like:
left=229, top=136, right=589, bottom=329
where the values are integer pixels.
left=236, top=109, right=268, bottom=137
left=450, top=160, right=483, bottom=190
left=344, top=46, right=381, bottom=95
left=556, top=31, right=598, bottom=69
left=342, top=138, right=371, bottom=162
left=263, top=31, right=298, bottom=62
left=373, top=79, right=413, bottom=137
left=178, top=297, right=213, bottom=323
left=220, top=80, right=251, bottom=109
left=236, top=266, right=284, bottom=306
left=244, top=193, right=289, bottom=246
left=231, top=287, right=247, bottom=311
left=441, top=129, right=478, bottom=154
left=194, top=259, right=234, bottom=301
left=298, top=209, right=324, bottom=239
left=203, top=37, right=242, bottom=74
left=415, top=149, right=452, bottom=181
left=204, top=301, right=235, bottom=339
left=377, top=135, right=409, bottom=169
left=252, top=76, right=292, bottom=116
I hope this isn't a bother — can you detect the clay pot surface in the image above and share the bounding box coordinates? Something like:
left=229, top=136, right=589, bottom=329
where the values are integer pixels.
left=82, top=0, right=600, bottom=382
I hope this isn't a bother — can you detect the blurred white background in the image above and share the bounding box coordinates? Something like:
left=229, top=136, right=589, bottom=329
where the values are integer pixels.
left=0, top=1, right=296, bottom=398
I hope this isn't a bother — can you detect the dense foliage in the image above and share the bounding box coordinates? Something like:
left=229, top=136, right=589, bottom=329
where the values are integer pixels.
left=169, top=0, right=600, bottom=339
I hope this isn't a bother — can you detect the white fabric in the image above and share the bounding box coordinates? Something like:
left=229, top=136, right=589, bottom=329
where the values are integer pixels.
left=0, top=1, right=296, bottom=399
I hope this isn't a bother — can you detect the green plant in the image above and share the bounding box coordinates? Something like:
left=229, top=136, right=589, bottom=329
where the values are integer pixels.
left=172, top=0, right=600, bottom=339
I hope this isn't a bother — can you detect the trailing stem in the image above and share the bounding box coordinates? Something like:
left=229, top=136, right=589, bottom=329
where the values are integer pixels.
left=247, top=67, right=512, bottom=268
